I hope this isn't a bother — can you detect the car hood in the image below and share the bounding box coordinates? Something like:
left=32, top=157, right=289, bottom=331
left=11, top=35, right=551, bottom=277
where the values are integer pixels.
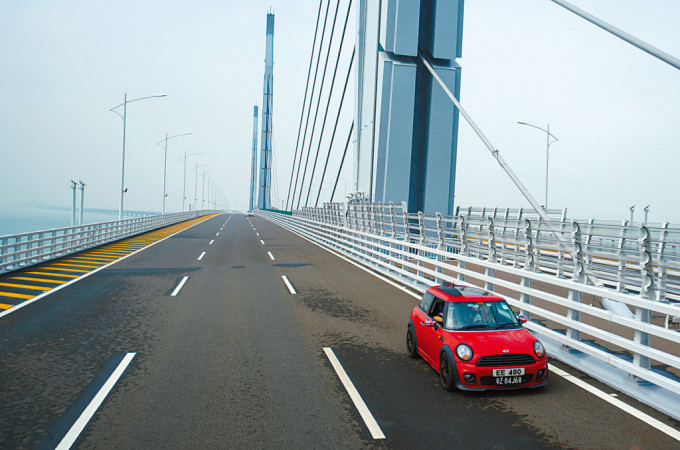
left=449, top=328, right=536, bottom=354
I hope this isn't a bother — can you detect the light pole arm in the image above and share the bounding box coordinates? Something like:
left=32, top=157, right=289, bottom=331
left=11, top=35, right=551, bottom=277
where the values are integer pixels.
left=110, top=93, right=167, bottom=112
left=517, top=121, right=559, bottom=143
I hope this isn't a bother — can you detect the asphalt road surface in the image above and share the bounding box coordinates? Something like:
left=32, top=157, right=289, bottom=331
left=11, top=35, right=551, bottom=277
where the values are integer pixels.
left=1, top=213, right=679, bottom=449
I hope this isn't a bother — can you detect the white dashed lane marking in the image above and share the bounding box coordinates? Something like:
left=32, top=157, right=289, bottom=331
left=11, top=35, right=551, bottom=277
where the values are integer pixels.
left=171, top=277, right=189, bottom=296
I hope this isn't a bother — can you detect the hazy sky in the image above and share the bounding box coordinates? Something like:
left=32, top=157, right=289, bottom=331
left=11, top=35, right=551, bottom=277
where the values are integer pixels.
left=2, top=0, right=679, bottom=223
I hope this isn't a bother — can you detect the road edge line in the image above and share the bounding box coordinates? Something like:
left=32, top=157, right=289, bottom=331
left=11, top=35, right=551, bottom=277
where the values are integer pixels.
left=550, top=365, right=680, bottom=441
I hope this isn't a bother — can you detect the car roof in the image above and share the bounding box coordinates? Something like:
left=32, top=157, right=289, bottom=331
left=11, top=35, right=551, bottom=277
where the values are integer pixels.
left=427, top=284, right=505, bottom=302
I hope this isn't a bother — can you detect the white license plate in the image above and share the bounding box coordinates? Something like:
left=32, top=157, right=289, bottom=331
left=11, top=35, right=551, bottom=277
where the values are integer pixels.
left=492, top=368, right=525, bottom=377
left=495, top=376, right=524, bottom=385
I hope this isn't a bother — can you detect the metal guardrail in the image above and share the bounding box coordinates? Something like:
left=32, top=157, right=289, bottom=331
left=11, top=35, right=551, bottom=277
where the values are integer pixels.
left=257, top=207, right=680, bottom=419
left=0, top=210, right=220, bottom=274
left=296, top=202, right=680, bottom=304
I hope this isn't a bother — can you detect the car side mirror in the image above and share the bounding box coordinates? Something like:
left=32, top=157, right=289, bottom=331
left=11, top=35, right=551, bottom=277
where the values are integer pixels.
left=518, top=315, right=528, bottom=324
left=433, top=315, right=442, bottom=330
left=422, top=318, right=436, bottom=327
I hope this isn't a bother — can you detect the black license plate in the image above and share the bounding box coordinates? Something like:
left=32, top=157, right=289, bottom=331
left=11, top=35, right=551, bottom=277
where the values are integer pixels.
left=495, top=376, right=523, bottom=385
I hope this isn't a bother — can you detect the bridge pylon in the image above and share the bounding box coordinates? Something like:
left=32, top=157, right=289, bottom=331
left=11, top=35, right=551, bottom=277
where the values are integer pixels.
left=355, top=0, right=464, bottom=215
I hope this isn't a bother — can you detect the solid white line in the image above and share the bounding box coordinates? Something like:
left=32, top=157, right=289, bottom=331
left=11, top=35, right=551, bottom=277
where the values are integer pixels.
left=0, top=215, right=215, bottom=319
left=323, top=347, right=385, bottom=440
left=550, top=365, right=680, bottom=442
left=56, top=353, right=136, bottom=450
left=268, top=252, right=275, bottom=261
left=197, top=252, right=206, bottom=261
left=209, top=240, right=215, bottom=245
left=281, top=275, right=296, bottom=294
left=171, top=276, right=189, bottom=296
left=260, top=239, right=265, bottom=245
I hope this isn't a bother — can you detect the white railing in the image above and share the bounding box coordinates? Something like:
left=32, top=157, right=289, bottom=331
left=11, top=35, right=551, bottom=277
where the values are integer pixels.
left=0, top=210, right=220, bottom=274
left=296, top=202, right=680, bottom=303
left=257, top=207, right=680, bottom=416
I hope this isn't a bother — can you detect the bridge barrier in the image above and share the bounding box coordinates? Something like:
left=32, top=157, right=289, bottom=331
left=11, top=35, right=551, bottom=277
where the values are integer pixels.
left=296, top=203, right=680, bottom=304
left=0, top=210, right=221, bottom=275
left=257, top=206, right=680, bottom=420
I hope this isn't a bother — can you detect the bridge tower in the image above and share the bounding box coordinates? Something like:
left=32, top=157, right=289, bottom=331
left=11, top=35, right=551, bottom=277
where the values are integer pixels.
left=355, top=0, right=464, bottom=215
left=249, top=105, right=259, bottom=212
left=258, top=12, right=275, bottom=210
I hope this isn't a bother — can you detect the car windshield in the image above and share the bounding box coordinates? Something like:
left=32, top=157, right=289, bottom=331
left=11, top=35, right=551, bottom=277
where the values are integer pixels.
left=444, top=300, right=519, bottom=330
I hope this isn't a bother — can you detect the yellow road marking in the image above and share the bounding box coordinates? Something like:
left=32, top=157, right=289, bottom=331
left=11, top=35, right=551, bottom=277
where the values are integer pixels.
left=0, top=291, right=33, bottom=299
left=10, top=276, right=65, bottom=284
left=27, top=272, right=79, bottom=278
left=55, top=259, right=102, bottom=269
left=0, top=303, right=14, bottom=309
left=72, top=256, right=117, bottom=261
left=53, top=263, right=101, bottom=269
left=54, top=263, right=99, bottom=272
left=0, top=282, right=50, bottom=291
left=43, top=267, right=89, bottom=273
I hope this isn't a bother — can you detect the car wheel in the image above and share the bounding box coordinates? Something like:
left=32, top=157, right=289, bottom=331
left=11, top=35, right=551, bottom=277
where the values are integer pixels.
left=406, top=326, right=418, bottom=358
left=439, top=353, right=456, bottom=391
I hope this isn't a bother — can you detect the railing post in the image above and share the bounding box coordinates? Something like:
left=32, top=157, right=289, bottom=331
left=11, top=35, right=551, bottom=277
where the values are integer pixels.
left=656, top=221, right=669, bottom=302
left=416, top=211, right=425, bottom=279
left=566, top=221, right=585, bottom=342
left=634, top=225, right=655, bottom=370
left=458, top=216, right=468, bottom=282
left=485, top=217, right=496, bottom=292
left=519, top=219, right=535, bottom=320
left=616, top=220, right=629, bottom=292
left=435, top=212, right=444, bottom=284
left=402, top=205, right=410, bottom=271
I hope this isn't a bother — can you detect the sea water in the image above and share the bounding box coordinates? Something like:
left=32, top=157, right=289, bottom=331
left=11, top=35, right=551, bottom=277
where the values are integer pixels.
left=0, top=205, right=118, bottom=236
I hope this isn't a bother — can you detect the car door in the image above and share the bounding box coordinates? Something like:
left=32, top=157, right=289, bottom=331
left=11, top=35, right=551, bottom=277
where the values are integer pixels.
left=413, top=293, right=435, bottom=364
left=418, top=297, right=446, bottom=367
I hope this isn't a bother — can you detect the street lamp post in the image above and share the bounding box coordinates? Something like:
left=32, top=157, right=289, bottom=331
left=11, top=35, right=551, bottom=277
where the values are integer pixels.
left=157, top=132, right=192, bottom=214
left=69, top=179, right=77, bottom=226
left=517, top=122, right=559, bottom=208
left=110, top=93, right=167, bottom=219
left=181, top=151, right=205, bottom=211
left=194, top=163, right=210, bottom=211
left=202, top=170, right=216, bottom=209
left=79, top=180, right=86, bottom=225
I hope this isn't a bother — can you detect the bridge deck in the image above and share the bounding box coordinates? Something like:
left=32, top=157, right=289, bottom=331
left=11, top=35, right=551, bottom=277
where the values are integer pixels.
left=0, top=214, right=678, bottom=448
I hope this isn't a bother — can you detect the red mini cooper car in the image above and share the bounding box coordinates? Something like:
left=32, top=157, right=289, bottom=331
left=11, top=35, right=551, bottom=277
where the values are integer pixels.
left=407, top=284, right=548, bottom=391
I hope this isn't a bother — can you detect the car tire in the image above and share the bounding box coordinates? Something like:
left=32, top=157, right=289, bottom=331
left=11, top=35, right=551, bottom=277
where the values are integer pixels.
left=406, top=326, right=418, bottom=359
left=439, top=353, right=456, bottom=391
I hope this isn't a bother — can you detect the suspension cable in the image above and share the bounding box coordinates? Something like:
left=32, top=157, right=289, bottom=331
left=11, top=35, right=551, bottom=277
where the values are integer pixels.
left=290, top=0, right=332, bottom=211
left=330, top=121, right=354, bottom=202
left=312, top=47, right=354, bottom=207
left=295, top=0, right=342, bottom=210
left=285, top=0, right=323, bottom=211
left=303, top=0, right=353, bottom=207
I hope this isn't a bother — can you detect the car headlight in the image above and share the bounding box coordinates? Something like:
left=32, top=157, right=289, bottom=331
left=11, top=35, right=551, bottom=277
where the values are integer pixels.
left=455, top=344, right=474, bottom=362
left=533, top=340, right=545, bottom=358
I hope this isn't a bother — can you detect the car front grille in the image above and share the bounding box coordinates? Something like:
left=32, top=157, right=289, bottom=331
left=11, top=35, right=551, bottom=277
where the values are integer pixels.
left=476, top=354, right=536, bottom=367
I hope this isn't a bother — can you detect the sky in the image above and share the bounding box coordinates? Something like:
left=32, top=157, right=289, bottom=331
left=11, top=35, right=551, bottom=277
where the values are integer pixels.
left=1, top=0, right=679, bottom=223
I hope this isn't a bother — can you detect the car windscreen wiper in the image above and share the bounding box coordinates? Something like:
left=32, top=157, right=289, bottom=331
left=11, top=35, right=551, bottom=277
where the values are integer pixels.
left=495, top=322, right=519, bottom=329
left=457, top=324, right=489, bottom=330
